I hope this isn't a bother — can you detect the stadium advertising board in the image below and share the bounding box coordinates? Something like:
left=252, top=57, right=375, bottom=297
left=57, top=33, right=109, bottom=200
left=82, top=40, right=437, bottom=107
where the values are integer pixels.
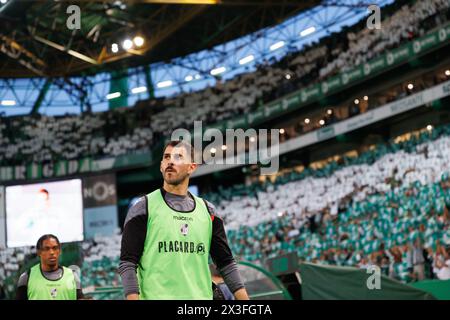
left=83, top=174, right=118, bottom=239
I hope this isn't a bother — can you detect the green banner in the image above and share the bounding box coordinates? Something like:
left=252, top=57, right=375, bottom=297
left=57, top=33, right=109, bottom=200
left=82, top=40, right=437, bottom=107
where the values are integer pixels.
left=386, top=44, right=412, bottom=66
left=285, top=93, right=300, bottom=110
left=321, top=76, right=342, bottom=95
left=413, top=32, right=439, bottom=54
left=299, top=263, right=436, bottom=300
left=247, top=109, right=265, bottom=125
left=113, top=152, right=152, bottom=168
left=363, top=55, right=386, bottom=76
left=0, top=153, right=153, bottom=182
left=300, top=84, right=321, bottom=103
left=226, top=116, right=247, bottom=129
left=264, top=102, right=282, bottom=118
left=341, top=64, right=364, bottom=86
left=410, top=279, right=450, bottom=300
left=55, top=160, right=68, bottom=177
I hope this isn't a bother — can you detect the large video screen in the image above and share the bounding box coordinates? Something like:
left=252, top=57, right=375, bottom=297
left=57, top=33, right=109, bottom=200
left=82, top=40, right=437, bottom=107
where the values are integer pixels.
left=6, top=179, right=84, bottom=248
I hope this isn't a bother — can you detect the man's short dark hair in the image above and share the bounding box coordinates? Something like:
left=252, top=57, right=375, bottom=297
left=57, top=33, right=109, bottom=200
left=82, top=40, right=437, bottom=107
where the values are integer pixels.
left=163, top=140, right=195, bottom=163
left=36, top=234, right=60, bottom=251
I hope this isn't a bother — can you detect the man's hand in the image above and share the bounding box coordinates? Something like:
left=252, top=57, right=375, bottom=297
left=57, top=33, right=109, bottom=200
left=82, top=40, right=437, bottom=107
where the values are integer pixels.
left=234, top=288, right=250, bottom=300
left=126, top=293, right=139, bottom=300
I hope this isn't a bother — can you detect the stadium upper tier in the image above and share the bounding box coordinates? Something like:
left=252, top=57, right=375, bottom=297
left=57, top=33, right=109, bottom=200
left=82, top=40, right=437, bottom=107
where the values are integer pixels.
left=1, top=0, right=450, bottom=168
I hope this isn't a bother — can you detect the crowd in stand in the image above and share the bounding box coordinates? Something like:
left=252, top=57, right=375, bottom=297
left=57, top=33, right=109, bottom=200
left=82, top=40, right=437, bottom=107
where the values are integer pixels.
left=79, top=231, right=122, bottom=291
left=318, top=0, right=450, bottom=78
left=1, top=0, right=449, bottom=167
left=206, top=124, right=450, bottom=282
left=0, top=108, right=154, bottom=166
left=0, top=246, right=34, bottom=297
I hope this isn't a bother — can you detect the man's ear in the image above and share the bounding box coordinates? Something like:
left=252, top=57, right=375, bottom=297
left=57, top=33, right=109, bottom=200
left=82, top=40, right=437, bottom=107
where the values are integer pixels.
left=189, top=162, right=198, bottom=174
left=160, top=161, right=164, bottom=174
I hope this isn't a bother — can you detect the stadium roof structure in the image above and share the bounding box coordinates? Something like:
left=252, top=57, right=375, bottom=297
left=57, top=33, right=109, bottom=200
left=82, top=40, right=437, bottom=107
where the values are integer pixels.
left=0, top=0, right=321, bottom=78
left=0, top=0, right=388, bottom=115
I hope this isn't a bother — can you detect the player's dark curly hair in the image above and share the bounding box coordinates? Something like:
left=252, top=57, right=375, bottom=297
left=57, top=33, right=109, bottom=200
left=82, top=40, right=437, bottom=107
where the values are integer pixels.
left=36, top=234, right=60, bottom=251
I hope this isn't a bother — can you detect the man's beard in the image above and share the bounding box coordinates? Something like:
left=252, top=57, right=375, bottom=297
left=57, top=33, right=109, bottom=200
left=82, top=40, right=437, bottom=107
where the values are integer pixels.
left=164, top=171, right=189, bottom=185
